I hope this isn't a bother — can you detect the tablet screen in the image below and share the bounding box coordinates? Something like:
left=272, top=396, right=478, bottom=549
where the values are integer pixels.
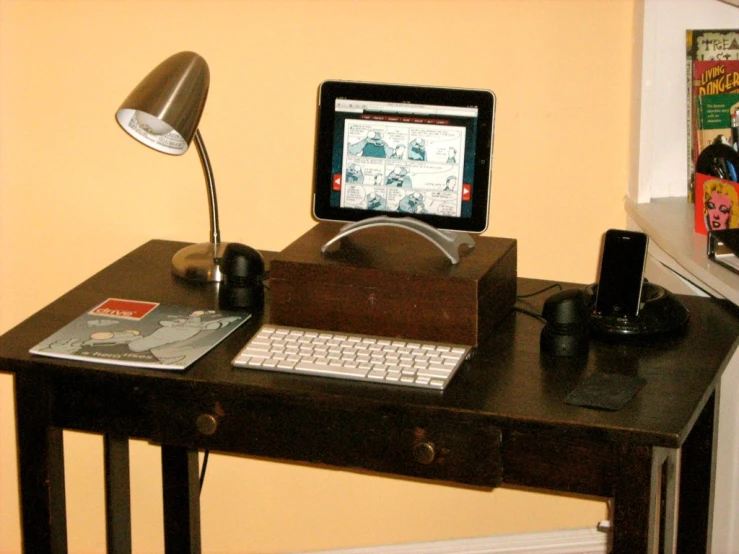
left=313, top=81, right=496, bottom=233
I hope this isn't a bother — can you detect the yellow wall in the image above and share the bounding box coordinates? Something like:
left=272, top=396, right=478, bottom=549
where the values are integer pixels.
left=0, top=1, right=638, bottom=552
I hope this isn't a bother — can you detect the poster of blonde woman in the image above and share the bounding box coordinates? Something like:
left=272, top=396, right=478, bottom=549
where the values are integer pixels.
left=695, top=175, right=739, bottom=234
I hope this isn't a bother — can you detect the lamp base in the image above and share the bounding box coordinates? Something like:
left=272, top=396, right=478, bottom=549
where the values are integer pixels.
left=172, top=242, right=228, bottom=283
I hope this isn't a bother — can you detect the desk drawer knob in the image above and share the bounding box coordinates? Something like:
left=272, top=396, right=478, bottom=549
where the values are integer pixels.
left=196, top=413, right=219, bottom=436
left=413, top=441, right=436, bottom=464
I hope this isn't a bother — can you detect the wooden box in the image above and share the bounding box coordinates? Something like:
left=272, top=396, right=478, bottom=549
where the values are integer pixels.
left=269, top=223, right=517, bottom=346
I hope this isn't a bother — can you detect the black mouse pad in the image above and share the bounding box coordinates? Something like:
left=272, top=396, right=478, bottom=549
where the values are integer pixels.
left=564, top=372, right=646, bottom=411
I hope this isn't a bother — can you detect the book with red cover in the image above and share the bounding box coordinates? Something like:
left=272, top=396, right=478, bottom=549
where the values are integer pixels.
left=694, top=91, right=739, bottom=157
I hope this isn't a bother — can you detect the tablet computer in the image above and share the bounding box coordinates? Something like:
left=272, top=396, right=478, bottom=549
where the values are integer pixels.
left=313, top=80, right=496, bottom=233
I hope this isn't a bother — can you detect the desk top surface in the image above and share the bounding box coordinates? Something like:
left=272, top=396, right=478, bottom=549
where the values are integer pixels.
left=2, top=239, right=739, bottom=448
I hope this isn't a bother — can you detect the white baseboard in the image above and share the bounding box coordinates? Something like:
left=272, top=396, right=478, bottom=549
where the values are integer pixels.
left=300, top=527, right=608, bottom=554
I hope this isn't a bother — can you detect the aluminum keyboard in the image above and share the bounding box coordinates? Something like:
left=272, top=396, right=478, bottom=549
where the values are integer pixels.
left=232, top=324, right=472, bottom=390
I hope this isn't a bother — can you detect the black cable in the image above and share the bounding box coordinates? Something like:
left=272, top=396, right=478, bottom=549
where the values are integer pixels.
left=261, top=271, right=271, bottom=290
left=514, top=282, right=564, bottom=323
left=199, top=450, right=210, bottom=495
left=514, top=305, right=547, bottom=323
left=516, top=282, right=562, bottom=299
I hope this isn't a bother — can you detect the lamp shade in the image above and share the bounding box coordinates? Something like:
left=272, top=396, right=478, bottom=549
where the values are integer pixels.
left=115, top=51, right=209, bottom=155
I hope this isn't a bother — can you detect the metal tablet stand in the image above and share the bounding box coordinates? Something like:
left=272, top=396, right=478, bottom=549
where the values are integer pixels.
left=320, top=216, right=476, bottom=264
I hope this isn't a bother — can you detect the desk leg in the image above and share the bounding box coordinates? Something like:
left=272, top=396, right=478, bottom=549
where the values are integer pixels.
left=658, top=448, right=681, bottom=554
left=161, top=446, right=201, bottom=554
left=104, top=434, right=132, bottom=554
left=676, top=392, right=715, bottom=554
left=612, top=442, right=653, bottom=553
left=14, top=371, right=68, bottom=554
left=611, top=446, right=683, bottom=554
left=612, top=394, right=716, bottom=554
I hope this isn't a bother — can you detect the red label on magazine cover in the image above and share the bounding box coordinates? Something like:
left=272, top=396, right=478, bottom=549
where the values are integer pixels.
left=90, top=298, right=159, bottom=320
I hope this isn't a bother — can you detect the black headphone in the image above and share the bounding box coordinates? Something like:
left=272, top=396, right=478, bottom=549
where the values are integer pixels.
left=540, top=289, right=589, bottom=357
left=696, top=143, right=739, bottom=183
left=219, top=243, right=265, bottom=311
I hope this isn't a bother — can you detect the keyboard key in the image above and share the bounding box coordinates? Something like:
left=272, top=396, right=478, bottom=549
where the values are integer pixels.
left=295, top=361, right=370, bottom=378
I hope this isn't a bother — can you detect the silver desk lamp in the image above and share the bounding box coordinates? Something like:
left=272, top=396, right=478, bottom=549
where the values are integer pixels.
left=115, top=51, right=226, bottom=282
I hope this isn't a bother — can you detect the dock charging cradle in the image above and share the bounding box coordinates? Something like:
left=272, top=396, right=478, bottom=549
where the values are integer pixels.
left=585, top=282, right=690, bottom=338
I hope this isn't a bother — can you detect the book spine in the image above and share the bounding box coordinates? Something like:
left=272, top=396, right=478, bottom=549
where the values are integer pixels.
left=688, top=30, right=695, bottom=202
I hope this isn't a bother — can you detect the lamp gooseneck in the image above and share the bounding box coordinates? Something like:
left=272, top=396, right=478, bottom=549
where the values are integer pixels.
left=169, top=129, right=228, bottom=282
left=193, top=130, right=221, bottom=247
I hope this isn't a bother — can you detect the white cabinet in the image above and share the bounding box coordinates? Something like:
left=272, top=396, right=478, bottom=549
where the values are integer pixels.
left=631, top=2, right=739, bottom=551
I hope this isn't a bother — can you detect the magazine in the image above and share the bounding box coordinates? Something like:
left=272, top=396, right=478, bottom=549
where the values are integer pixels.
left=29, top=298, right=250, bottom=370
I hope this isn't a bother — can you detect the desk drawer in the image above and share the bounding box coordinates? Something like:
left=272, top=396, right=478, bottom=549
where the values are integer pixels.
left=149, top=385, right=502, bottom=488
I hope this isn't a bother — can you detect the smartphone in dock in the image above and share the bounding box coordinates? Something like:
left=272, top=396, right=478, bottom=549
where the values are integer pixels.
left=594, top=229, right=649, bottom=318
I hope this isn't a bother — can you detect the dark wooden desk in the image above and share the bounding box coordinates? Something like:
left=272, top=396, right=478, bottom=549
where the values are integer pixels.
left=2, top=239, right=739, bottom=554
